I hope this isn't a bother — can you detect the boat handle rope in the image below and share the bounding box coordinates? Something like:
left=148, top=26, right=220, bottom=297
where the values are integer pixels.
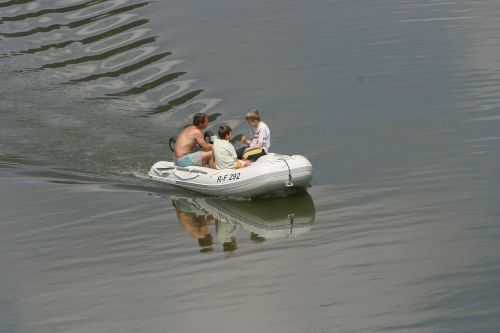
left=172, top=170, right=201, bottom=180
left=281, top=159, right=294, bottom=187
left=154, top=165, right=207, bottom=180
left=153, top=167, right=172, bottom=176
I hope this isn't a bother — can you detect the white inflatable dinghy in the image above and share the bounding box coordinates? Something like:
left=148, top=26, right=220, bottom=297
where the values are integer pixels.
left=149, top=153, right=313, bottom=197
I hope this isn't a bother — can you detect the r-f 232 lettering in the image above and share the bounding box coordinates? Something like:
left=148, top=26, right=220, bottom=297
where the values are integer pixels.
left=217, top=173, right=240, bottom=183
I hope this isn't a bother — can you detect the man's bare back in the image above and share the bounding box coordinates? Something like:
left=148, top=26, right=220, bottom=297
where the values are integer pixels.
left=173, top=113, right=213, bottom=167
left=174, top=125, right=210, bottom=159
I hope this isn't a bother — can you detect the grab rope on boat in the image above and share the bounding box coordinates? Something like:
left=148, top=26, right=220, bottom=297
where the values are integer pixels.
left=173, top=171, right=200, bottom=181
left=281, top=159, right=294, bottom=187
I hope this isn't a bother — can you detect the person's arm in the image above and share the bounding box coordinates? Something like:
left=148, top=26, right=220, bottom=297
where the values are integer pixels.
left=194, top=130, right=212, bottom=151
left=244, top=142, right=263, bottom=152
left=240, top=135, right=251, bottom=145
left=244, top=127, right=266, bottom=152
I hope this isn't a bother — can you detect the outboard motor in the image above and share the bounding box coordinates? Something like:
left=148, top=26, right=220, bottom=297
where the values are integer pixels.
left=204, top=130, right=215, bottom=144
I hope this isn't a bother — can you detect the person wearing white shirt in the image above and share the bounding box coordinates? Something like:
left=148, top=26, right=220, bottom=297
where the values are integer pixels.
left=212, top=125, right=251, bottom=169
left=238, top=109, right=271, bottom=161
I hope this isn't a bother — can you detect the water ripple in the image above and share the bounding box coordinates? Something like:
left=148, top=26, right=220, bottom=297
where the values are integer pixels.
left=0, top=0, right=219, bottom=117
left=68, top=50, right=170, bottom=83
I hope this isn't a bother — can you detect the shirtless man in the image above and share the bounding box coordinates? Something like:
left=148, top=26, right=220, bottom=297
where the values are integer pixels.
left=172, top=199, right=214, bottom=251
left=174, top=113, right=213, bottom=167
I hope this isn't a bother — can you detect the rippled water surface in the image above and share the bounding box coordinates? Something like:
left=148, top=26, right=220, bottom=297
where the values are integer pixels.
left=1, top=0, right=500, bottom=332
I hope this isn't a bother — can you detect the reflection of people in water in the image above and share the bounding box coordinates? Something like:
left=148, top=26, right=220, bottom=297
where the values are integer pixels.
left=216, top=219, right=239, bottom=253
left=170, top=196, right=315, bottom=253
left=172, top=199, right=214, bottom=252
left=250, top=232, right=266, bottom=244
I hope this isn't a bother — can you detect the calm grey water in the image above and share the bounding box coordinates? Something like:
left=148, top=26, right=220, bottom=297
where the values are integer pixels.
left=1, top=0, right=500, bottom=332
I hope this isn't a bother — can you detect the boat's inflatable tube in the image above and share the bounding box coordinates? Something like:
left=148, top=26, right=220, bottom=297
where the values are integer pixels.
left=149, top=153, right=313, bottom=197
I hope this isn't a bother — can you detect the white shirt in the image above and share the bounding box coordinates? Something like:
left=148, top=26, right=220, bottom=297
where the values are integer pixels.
left=213, top=138, right=237, bottom=169
left=250, top=121, right=271, bottom=152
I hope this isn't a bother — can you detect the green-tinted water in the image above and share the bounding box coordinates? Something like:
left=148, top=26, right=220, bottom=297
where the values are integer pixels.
left=1, top=0, right=499, bottom=332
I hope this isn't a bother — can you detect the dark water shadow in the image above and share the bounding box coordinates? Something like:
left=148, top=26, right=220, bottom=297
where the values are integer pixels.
left=0, top=0, right=216, bottom=117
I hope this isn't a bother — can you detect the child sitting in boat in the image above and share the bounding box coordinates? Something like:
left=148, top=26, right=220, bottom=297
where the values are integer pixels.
left=212, top=125, right=251, bottom=169
left=237, top=108, right=271, bottom=161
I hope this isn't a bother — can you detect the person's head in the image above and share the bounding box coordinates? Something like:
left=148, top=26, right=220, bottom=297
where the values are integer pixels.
left=245, top=108, right=261, bottom=127
left=222, top=238, right=237, bottom=253
left=218, top=124, right=232, bottom=140
left=198, top=233, right=213, bottom=253
left=198, top=233, right=213, bottom=247
left=192, top=113, right=208, bottom=129
left=250, top=232, right=266, bottom=244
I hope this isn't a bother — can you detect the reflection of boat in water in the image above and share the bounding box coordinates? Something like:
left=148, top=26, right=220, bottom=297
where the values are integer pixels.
left=150, top=153, right=313, bottom=197
left=172, top=192, right=315, bottom=241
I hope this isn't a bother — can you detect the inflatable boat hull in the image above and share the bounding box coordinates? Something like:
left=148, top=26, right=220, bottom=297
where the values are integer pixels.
left=148, top=153, right=313, bottom=197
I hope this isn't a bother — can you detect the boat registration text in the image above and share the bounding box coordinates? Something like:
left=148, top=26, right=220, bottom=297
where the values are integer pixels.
left=217, top=173, right=240, bottom=183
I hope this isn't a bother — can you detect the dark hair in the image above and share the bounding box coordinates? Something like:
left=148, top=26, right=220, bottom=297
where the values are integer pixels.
left=198, top=234, right=213, bottom=247
left=192, top=113, right=207, bottom=126
left=223, top=238, right=237, bottom=252
left=218, top=124, right=232, bottom=139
